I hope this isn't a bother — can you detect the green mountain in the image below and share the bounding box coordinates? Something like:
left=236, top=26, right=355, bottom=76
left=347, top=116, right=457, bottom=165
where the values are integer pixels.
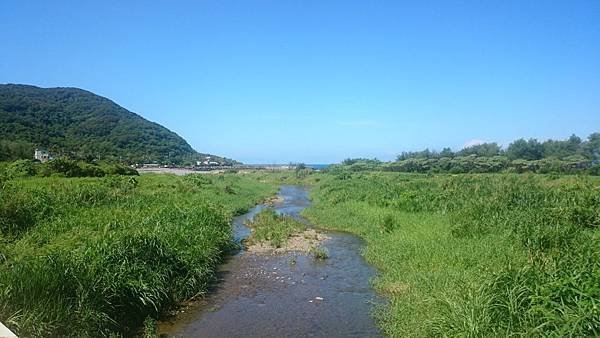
left=0, top=84, right=234, bottom=164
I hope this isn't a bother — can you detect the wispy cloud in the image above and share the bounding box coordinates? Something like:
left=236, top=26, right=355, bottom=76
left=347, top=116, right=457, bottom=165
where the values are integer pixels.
left=462, top=139, right=485, bottom=148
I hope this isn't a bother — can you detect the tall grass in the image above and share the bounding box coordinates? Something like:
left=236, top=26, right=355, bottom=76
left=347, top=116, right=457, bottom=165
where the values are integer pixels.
left=245, top=209, right=306, bottom=248
left=0, top=173, right=275, bottom=336
left=303, top=172, right=600, bottom=336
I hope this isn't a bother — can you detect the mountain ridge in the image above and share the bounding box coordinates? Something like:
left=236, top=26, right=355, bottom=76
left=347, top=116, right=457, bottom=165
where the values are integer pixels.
left=0, top=84, right=235, bottom=164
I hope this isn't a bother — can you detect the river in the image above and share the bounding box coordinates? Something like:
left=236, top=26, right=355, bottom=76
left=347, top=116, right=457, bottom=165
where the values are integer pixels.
left=158, top=185, right=381, bottom=337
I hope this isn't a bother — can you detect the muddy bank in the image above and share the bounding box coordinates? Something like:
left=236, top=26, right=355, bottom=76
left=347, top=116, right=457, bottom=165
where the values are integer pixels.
left=158, top=185, right=381, bottom=337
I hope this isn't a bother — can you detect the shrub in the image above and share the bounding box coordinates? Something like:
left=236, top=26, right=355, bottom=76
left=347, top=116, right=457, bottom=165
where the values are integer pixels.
left=310, top=246, right=329, bottom=260
left=5, top=159, right=37, bottom=178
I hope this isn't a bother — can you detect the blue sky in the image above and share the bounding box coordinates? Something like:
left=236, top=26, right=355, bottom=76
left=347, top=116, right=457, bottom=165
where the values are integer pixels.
left=1, top=1, right=599, bottom=163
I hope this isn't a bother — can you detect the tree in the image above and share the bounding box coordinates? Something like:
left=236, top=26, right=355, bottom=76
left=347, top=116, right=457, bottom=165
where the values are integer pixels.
left=397, top=149, right=435, bottom=160
left=458, top=143, right=501, bottom=157
left=506, top=138, right=543, bottom=160
left=542, top=134, right=582, bottom=159
left=583, top=133, right=600, bottom=162
left=439, top=147, right=454, bottom=158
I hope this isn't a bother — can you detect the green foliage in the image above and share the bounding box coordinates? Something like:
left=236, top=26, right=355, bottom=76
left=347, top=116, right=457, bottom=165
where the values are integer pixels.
left=506, top=138, right=544, bottom=160
left=309, top=246, right=329, bottom=260
left=143, top=316, right=158, bottom=338
left=1, top=158, right=139, bottom=178
left=380, top=214, right=396, bottom=233
left=246, top=209, right=307, bottom=248
left=0, top=140, right=33, bottom=162
left=0, top=174, right=276, bottom=336
left=458, top=142, right=501, bottom=157
left=0, top=84, right=236, bottom=164
left=4, top=159, right=37, bottom=178
left=369, top=133, right=600, bottom=174
left=303, top=172, right=600, bottom=336
left=182, top=173, right=213, bottom=188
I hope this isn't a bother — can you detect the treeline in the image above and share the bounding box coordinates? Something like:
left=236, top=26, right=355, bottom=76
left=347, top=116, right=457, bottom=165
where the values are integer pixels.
left=339, top=133, right=600, bottom=174
left=1, top=158, right=138, bottom=179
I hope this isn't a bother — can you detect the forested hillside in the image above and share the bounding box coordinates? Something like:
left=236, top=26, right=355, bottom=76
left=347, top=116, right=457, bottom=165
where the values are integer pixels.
left=0, top=84, right=234, bottom=164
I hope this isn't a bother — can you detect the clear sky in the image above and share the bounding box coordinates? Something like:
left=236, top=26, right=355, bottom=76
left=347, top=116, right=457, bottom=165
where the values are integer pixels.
left=1, top=1, right=599, bottom=163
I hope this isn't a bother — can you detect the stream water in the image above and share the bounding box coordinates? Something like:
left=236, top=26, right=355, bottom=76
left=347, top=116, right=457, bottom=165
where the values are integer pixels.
left=158, top=185, right=381, bottom=337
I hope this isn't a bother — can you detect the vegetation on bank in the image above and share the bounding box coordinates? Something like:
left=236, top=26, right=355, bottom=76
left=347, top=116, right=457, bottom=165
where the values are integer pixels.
left=0, top=84, right=235, bottom=165
left=245, top=209, right=307, bottom=248
left=2, top=163, right=598, bottom=336
left=241, top=168, right=322, bottom=186
left=1, top=158, right=138, bottom=179
left=340, top=132, right=600, bottom=174
left=0, top=173, right=275, bottom=336
left=303, top=172, right=600, bottom=336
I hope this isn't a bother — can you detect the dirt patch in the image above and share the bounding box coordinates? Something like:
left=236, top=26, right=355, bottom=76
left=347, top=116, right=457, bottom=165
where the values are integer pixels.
left=246, top=229, right=329, bottom=254
left=263, top=195, right=284, bottom=206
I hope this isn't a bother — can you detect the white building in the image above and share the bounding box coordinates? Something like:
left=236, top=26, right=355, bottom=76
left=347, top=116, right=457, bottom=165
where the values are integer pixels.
left=34, top=148, right=52, bottom=162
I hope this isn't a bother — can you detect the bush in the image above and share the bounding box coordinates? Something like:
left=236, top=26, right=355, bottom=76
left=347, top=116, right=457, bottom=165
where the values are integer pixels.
left=5, top=159, right=38, bottom=178
left=18, top=158, right=141, bottom=178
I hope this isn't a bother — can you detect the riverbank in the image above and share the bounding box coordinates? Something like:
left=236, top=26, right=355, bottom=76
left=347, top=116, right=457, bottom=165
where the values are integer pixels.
left=302, top=172, right=600, bottom=336
left=0, top=174, right=276, bottom=337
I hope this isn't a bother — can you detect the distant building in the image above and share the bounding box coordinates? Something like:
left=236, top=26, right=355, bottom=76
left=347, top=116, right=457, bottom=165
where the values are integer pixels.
left=195, top=156, right=223, bottom=166
left=34, top=148, right=52, bottom=162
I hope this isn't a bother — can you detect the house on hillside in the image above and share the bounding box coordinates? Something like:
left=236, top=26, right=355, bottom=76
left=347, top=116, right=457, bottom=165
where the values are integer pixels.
left=34, top=148, right=52, bottom=162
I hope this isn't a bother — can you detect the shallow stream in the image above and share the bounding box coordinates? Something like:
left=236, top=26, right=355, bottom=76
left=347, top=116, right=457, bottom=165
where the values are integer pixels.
left=158, top=185, right=381, bottom=337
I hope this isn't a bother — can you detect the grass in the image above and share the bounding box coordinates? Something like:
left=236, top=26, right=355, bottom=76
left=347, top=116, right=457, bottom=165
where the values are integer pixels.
left=302, top=172, right=600, bottom=336
left=4, top=168, right=597, bottom=336
left=245, top=208, right=307, bottom=248
left=309, top=246, right=329, bottom=260
left=238, top=169, right=323, bottom=186
left=0, top=173, right=276, bottom=337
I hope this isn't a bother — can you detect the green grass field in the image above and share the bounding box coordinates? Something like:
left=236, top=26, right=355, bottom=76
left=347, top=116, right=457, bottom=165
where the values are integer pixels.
left=303, top=172, right=600, bottom=336
left=0, top=173, right=276, bottom=337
